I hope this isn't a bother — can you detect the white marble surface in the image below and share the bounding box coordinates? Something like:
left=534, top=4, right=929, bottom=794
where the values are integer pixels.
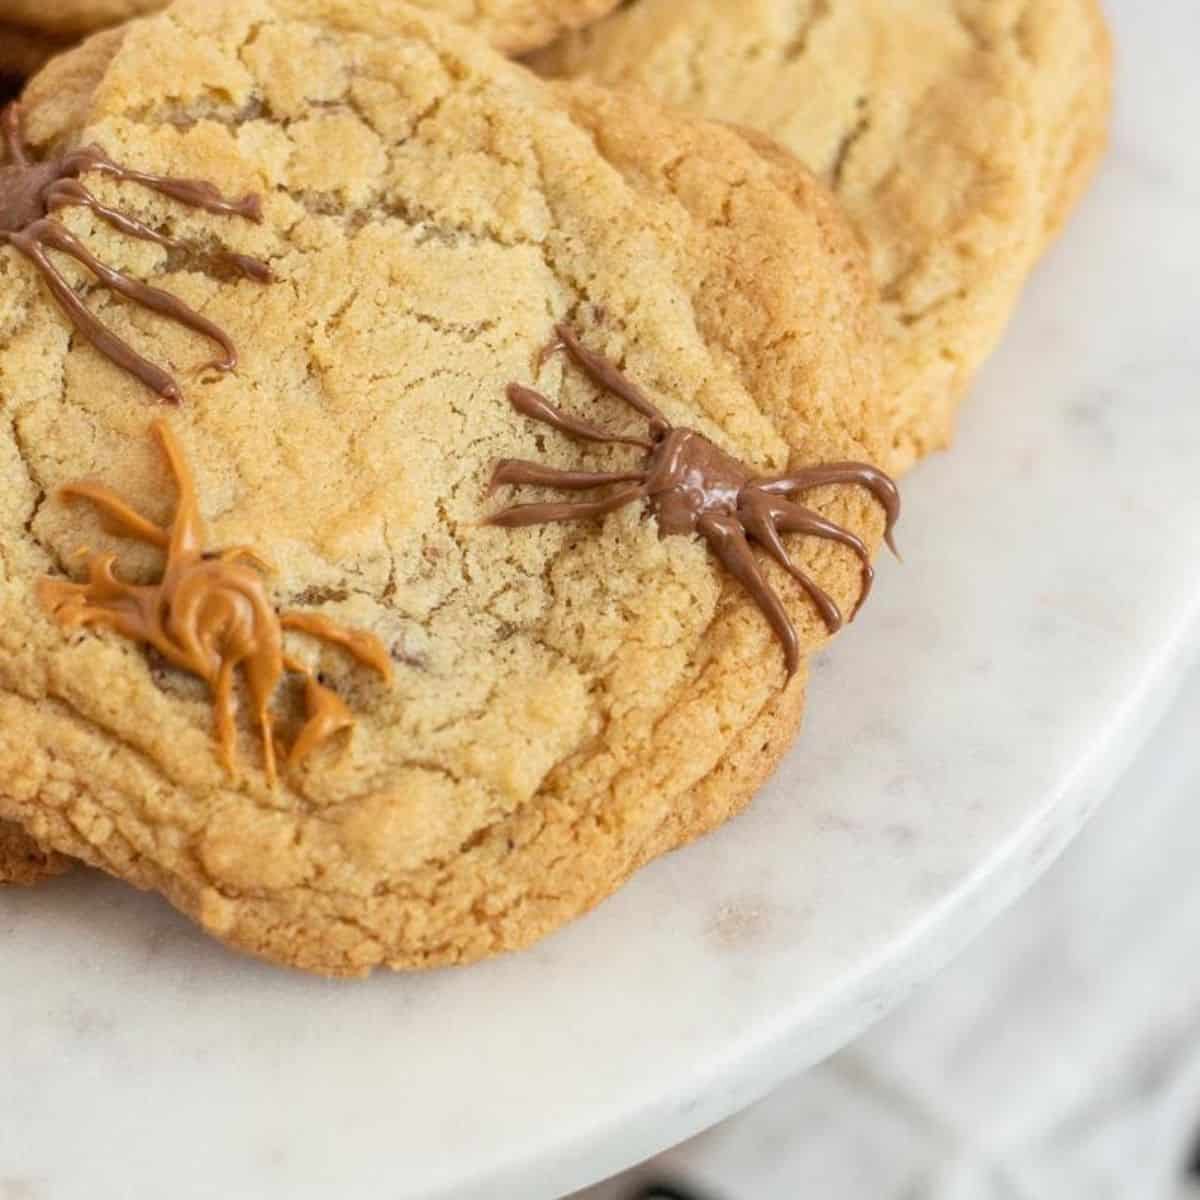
left=585, top=663, right=1200, bottom=1200
left=3, top=5, right=1199, bottom=1199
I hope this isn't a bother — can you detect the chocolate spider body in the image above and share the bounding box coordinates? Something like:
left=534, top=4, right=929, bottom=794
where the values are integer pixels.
left=38, top=421, right=392, bottom=786
left=0, top=104, right=270, bottom=402
left=490, top=325, right=900, bottom=676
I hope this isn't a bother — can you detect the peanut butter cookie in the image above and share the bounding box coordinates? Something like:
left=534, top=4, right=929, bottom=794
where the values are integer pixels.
left=0, top=21, right=71, bottom=890
left=0, top=0, right=622, bottom=55
left=0, top=0, right=892, bottom=976
left=536, top=0, right=1113, bottom=473
left=0, top=23, right=74, bottom=86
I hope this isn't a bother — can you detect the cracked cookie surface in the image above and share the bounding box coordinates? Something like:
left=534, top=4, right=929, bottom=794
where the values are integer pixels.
left=0, top=0, right=622, bottom=55
left=536, top=0, right=1113, bottom=473
left=0, top=0, right=887, bottom=976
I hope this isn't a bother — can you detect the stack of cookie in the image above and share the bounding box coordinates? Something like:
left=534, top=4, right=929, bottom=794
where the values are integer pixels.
left=0, top=0, right=1111, bottom=977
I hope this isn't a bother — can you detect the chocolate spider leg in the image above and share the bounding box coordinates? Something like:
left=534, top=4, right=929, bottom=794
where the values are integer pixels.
left=44, top=178, right=174, bottom=248
left=508, top=383, right=653, bottom=449
left=551, top=324, right=671, bottom=438
left=45, top=177, right=273, bottom=284
left=8, top=222, right=176, bottom=398
left=10, top=219, right=242, bottom=401
left=756, top=463, right=901, bottom=555
left=62, top=145, right=263, bottom=222
left=697, top=512, right=801, bottom=677
left=740, top=497, right=846, bottom=632
left=58, top=481, right=170, bottom=548
left=2, top=104, right=28, bottom=166
left=752, top=492, right=877, bottom=620
left=489, top=484, right=646, bottom=529
left=490, top=459, right=647, bottom=492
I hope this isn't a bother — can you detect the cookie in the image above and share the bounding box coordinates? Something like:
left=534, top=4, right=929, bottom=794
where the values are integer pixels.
left=0, top=23, right=74, bottom=87
left=0, top=23, right=73, bottom=893
left=535, top=0, right=1113, bottom=473
left=0, top=0, right=623, bottom=55
left=0, top=819, right=70, bottom=885
left=0, top=0, right=895, bottom=976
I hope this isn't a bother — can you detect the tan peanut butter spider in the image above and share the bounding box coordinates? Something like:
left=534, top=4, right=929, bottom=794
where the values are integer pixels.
left=0, top=102, right=270, bottom=402
left=37, top=422, right=393, bottom=786
left=490, top=325, right=901, bottom=676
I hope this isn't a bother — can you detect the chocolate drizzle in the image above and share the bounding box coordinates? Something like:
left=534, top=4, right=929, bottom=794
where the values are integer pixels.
left=0, top=103, right=270, bottom=401
left=38, top=422, right=392, bottom=785
left=490, top=325, right=900, bottom=675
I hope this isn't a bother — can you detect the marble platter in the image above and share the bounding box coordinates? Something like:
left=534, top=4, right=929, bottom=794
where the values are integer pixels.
left=4, top=6, right=1199, bottom=1198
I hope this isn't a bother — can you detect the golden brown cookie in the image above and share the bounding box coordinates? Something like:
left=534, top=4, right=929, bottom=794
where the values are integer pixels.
left=0, top=0, right=622, bottom=55
left=0, top=0, right=163, bottom=37
left=0, top=819, right=70, bottom=885
left=0, top=0, right=895, bottom=976
left=536, top=0, right=1113, bottom=473
left=0, top=22, right=75, bottom=86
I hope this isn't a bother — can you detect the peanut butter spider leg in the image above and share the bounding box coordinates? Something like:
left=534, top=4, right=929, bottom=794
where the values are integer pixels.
left=241, top=651, right=281, bottom=789
left=37, top=555, right=155, bottom=637
left=41, top=595, right=150, bottom=644
left=279, top=615, right=391, bottom=769
left=282, top=653, right=355, bottom=769
left=697, top=512, right=802, bottom=676
left=58, top=481, right=170, bottom=549
left=7, top=219, right=240, bottom=401
left=280, top=612, right=393, bottom=680
left=220, top=546, right=278, bottom=575
left=212, top=655, right=241, bottom=778
left=150, top=420, right=208, bottom=559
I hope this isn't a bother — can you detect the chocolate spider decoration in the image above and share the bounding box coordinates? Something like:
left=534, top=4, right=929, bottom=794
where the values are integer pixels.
left=37, top=421, right=393, bottom=786
left=0, top=102, right=271, bottom=402
left=490, top=325, right=901, bottom=676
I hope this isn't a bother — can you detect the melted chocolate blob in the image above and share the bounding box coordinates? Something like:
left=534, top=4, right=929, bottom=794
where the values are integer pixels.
left=490, top=324, right=900, bottom=676
left=38, top=421, right=392, bottom=786
left=0, top=103, right=271, bottom=402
